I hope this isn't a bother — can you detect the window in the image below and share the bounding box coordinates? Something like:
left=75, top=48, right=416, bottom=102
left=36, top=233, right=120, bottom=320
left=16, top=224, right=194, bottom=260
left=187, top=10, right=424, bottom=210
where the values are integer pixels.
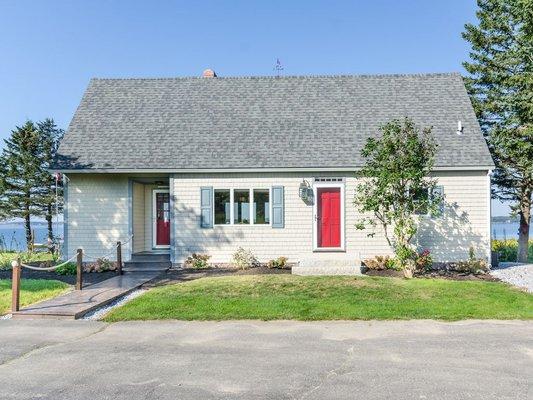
left=214, top=189, right=231, bottom=224
left=212, top=188, right=271, bottom=225
left=412, top=186, right=445, bottom=216
left=413, top=188, right=429, bottom=215
left=233, top=190, right=250, bottom=224
left=253, top=189, right=270, bottom=224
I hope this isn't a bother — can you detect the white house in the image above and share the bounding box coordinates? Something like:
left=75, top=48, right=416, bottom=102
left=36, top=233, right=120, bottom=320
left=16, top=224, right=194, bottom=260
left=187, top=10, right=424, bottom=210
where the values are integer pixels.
left=54, top=71, right=494, bottom=272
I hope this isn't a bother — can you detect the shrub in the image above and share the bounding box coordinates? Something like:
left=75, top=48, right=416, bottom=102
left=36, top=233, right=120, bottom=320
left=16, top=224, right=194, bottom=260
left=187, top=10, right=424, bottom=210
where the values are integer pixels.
left=449, top=246, right=490, bottom=275
left=395, top=245, right=416, bottom=267
left=232, top=247, right=258, bottom=270
left=363, top=255, right=392, bottom=270
left=492, top=239, right=533, bottom=263
left=55, top=262, right=77, bottom=275
left=185, top=253, right=211, bottom=269
left=385, top=257, right=400, bottom=270
left=414, top=249, right=433, bottom=272
left=84, top=258, right=116, bottom=273
left=451, top=259, right=490, bottom=274
left=267, top=256, right=289, bottom=269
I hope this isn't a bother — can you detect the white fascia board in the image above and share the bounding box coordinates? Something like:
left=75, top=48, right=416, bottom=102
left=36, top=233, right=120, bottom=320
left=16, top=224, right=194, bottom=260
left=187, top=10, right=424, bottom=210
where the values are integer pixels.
left=53, top=165, right=495, bottom=174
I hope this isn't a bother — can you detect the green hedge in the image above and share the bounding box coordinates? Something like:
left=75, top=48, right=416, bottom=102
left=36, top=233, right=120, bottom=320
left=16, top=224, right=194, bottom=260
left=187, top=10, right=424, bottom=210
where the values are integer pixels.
left=492, top=239, right=533, bottom=263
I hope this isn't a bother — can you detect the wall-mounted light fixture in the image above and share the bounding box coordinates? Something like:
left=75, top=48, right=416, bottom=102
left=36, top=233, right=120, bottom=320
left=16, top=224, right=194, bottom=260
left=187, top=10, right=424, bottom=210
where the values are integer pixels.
left=299, top=179, right=312, bottom=202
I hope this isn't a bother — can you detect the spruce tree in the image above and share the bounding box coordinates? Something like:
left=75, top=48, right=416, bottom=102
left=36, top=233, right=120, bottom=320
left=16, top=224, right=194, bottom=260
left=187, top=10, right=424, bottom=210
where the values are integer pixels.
left=36, top=119, right=64, bottom=241
left=0, top=121, right=43, bottom=250
left=462, top=0, right=533, bottom=262
left=0, top=162, right=7, bottom=220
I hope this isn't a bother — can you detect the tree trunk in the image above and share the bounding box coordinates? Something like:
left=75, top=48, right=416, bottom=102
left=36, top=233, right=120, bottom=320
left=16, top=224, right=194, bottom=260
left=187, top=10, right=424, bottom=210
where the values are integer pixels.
left=46, top=203, right=53, bottom=241
left=517, top=194, right=531, bottom=263
left=24, top=211, right=31, bottom=252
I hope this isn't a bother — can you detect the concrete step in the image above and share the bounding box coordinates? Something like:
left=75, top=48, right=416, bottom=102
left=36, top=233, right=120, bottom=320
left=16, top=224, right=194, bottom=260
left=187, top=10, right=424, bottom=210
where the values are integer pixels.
left=130, top=253, right=170, bottom=262
left=292, top=266, right=362, bottom=276
left=292, top=256, right=362, bottom=276
left=123, top=261, right=170, bottom=272
left=124, top=253, right=171, bottom=272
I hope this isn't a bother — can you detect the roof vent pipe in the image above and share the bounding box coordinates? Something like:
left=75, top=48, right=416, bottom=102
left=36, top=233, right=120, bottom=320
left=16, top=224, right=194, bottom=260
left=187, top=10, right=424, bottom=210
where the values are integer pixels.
left=202, top=69, right=217, bottom=78
left=456, top=121, right=463, bottom=135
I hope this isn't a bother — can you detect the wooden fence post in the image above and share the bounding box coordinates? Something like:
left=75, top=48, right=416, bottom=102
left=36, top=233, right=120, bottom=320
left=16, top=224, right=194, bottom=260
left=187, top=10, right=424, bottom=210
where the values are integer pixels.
left=76, top=249, right=83, bottom=290
left=116, top=241, right=123, bottom=275
left=11, top=258, right=21, bottom=313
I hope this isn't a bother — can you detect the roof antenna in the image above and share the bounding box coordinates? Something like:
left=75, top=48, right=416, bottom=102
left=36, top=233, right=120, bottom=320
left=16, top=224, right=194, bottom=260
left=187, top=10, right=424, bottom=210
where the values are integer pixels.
left=456, top=120, right=464, bottom=135
left=273, top=58, right=284, bottom=77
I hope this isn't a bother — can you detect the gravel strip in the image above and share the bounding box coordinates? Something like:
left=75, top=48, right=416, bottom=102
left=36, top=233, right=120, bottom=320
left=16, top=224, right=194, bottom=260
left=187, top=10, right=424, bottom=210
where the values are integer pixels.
left=490, top=263, right=533, bottom=293
left=81, top=289, right=147, bottom=320
left=0, top=313, right=12, bottom=320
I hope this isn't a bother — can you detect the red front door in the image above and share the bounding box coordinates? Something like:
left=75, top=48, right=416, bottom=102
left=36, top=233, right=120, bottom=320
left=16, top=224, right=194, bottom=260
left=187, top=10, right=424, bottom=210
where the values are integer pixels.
left=155, top=192, right=170, bottom=246
left=317, top=188, right=341, bottom=248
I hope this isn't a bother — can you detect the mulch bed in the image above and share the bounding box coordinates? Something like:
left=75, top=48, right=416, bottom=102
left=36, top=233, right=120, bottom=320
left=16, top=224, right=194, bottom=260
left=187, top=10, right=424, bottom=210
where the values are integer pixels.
left=0, top=269, right=118, bottom=286
left=364, top=268, right=501, bottom=282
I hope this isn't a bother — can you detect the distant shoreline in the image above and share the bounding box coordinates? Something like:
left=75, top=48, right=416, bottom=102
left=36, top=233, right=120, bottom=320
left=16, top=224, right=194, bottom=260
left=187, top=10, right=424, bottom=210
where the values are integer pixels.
left=0, top=221, right=63, bottom=226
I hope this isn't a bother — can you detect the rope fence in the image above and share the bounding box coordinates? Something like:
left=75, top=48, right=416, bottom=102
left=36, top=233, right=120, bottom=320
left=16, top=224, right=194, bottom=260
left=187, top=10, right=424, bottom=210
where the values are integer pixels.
left=10, top=235, right=133, bottom=313
left=18, top=253, right=79, bottom=271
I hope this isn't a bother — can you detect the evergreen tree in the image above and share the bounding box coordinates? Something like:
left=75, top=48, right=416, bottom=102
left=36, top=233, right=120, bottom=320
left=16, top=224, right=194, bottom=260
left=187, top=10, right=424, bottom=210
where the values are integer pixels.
left=36, top=119, right=64, bottom=241
left=0, top=121, right=43, bottom=250
left=0, top=162, right=7, bottom=220
left=462, top=0, right=533, bottom=262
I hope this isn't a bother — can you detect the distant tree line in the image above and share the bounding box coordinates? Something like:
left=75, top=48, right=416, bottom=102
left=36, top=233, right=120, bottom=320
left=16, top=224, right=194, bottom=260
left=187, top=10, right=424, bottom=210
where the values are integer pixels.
left=0, top=119, right=64, bottom=250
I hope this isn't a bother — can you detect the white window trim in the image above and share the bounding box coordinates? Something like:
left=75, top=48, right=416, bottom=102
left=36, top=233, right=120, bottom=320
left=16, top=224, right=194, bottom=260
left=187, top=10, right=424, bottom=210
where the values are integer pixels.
left=313, top=181, right=345, bottom=252
left=413, top=187, right=431, bottom=217
left=251, top=187, right=272, bottom=226
left=213, top=189, right=232, bottom=226
left=213, top=187, right=272, bottom=227
left=152, top=189, right=170, bottom=249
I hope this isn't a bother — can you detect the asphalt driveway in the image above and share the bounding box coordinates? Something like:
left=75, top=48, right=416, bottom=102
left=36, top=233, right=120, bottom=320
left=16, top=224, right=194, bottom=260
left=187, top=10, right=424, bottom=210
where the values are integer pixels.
left=0, top=319, right=531, bottom=399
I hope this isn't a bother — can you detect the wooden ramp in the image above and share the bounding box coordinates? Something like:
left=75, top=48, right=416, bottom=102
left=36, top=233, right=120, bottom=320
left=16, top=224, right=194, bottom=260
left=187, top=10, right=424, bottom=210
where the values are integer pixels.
left=12, top=271, right=161, bottom=320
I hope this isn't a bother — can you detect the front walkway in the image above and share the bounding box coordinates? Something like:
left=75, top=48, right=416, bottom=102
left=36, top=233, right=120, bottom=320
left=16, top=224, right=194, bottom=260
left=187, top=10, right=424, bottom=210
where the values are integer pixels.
left=0, top=319, right=530, bottom=399
left=11, top=271, right=160, bottom=319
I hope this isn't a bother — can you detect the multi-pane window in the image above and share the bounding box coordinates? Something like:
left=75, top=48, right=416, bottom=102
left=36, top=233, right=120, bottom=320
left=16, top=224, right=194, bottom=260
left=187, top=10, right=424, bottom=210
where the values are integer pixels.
left=214, top=189, right=231, bottom=224
left=213, top=188, right=270, bottom=225
left=253, top=189, right=270, bottom=224
left=412, top=186, right=444, bottom=217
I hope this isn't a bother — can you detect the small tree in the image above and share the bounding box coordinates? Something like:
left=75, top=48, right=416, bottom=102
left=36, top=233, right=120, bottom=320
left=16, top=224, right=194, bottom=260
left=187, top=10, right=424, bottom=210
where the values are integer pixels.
left=354, top=118, right=441, bottom=275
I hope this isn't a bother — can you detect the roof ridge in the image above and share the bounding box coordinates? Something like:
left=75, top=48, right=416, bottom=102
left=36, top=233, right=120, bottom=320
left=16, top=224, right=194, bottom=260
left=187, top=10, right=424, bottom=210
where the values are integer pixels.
left=90, top=72, right=462, bottom=81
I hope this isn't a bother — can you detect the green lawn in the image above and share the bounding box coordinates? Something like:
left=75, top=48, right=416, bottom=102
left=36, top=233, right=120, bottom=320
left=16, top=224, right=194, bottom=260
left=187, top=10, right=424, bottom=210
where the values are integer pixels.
left=0, top=251, right=57, bottom=270
left=0, top=279, right=70, bottom=315
left=104, top=275, right=533, bottom=322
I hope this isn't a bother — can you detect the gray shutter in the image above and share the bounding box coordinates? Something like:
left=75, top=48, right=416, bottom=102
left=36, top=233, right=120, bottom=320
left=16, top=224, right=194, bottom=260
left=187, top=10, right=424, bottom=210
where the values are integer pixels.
left=200, top=187, right=213, bottom=228
left=272, top=186, right=284, bottom=228
left=431, top=186, right=444, bottom=217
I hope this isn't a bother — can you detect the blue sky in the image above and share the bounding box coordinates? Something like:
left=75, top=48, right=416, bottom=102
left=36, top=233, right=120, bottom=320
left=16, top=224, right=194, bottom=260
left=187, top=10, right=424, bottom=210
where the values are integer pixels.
left=0, top=0, right=510, bottom=215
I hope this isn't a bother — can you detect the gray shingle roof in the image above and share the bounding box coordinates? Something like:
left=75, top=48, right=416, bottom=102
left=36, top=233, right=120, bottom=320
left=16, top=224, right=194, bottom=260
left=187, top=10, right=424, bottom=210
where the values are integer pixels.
left=56, top=73, right=494, bottom=171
